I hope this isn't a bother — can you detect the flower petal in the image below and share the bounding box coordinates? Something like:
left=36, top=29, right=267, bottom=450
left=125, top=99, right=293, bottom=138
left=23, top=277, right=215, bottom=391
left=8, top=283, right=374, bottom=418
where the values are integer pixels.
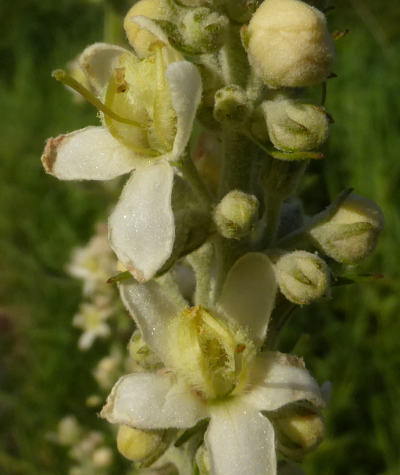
left=162, top=61, right=202, bottom=162
left=119, top=277, right=184, bottom=360
left=217, top=253, right=277, bottom=346
left=245, top=352, right=325, bottom=412
left=109, top=161, right=175, bottom=282
left=41, top=126, right=135, bottom=180
left=79, top=42, right=128, bottom=95
left=206, top=401, right=276, bottom=475
left=101, top=372, right=208, bottom=430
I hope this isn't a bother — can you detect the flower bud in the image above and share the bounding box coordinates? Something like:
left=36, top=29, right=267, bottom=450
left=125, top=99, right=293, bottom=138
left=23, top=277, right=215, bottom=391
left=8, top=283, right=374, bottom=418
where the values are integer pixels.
left=272, top=250, right=329, bottom=305
left=309, top=194, right=384, bottom=264
left=262, top=99, right=329, bottom=152
left=213, top=190, right=259, bottom=239
left=213, top=85, right=252, bottom=124
left=275, top=408, right=325, bottom=457
left=124, top=0, right=171, bottom=58
left=247, top=0, right=335, bottom=88
left=180, top=8, right=228, bottom=53
left=128, top=329, right=163, bottom=370
left=117, top=425, right=164, bottom=462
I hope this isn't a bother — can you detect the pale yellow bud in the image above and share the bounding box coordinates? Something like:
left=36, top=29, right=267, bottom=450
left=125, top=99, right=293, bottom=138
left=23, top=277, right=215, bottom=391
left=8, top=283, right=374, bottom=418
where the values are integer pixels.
left=275, top=408, right=325, bottom=455
left=247, top=0, right=335, bottom=88
left=213, top=85, right=251, bottom=124
left=180, top=8, right=228, bottom=53
left=310, top=194, right=384, bottom=264
left=117, top=425, right=164, bottom=462
left=273, top=250, right=329, bottom=305
left=124, top=0, right=171, bottom=58
left=262, top=99, right=329, bottom=152
left=213, top=190, right=259, bottom=239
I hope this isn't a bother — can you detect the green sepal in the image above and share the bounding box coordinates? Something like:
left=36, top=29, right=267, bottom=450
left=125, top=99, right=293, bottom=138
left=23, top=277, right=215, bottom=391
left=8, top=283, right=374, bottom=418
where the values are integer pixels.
left=332, top=272, right=384, bottom=287
left=107, top=271, right=133, bottom=284
left=250, top=134, right=324, bottom=161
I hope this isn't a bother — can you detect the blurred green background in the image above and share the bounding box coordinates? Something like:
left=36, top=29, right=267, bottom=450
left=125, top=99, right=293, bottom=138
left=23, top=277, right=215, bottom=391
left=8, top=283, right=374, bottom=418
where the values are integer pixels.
left=0, top=0, right=399, bottom=473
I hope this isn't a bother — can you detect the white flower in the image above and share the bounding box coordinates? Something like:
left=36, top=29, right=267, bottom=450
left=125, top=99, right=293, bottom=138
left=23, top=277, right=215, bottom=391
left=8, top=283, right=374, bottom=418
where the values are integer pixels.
left=101, top=253, right=325, bottom=475
left=66, top=224, right=116, bottom=295
left=73, top=300, right=112, bottom=350
left=42, top=42, right=202, bottom=282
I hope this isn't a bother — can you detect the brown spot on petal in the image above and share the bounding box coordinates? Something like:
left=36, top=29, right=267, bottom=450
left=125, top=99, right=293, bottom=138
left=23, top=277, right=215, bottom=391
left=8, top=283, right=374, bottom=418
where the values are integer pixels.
left=41, top=135, right=66, bottom=174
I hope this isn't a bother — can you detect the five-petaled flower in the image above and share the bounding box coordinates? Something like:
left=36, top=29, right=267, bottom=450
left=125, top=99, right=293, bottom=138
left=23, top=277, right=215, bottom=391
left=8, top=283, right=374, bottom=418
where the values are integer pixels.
left=101, top=253, right=325, bottom=475
left=41, top=41, right=202, bottom=283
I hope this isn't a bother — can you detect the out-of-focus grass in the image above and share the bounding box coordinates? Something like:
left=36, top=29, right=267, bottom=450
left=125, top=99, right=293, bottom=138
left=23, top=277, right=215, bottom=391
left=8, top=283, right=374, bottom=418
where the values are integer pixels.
left=0, top=1, right=399, bottom=474
left=287, top=6, right=400, bottom=474
left=0, top=1, right=125, bottom=473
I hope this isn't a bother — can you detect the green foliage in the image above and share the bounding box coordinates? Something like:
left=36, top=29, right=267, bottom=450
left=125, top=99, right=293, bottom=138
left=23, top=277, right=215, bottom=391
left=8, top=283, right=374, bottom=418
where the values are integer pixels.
left=0, top=1, right=399, bottom=473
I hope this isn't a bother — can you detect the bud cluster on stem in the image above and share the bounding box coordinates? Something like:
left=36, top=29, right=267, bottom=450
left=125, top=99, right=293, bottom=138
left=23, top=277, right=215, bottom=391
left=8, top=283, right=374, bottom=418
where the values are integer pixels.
left=42, top=0, right=384, bottom=473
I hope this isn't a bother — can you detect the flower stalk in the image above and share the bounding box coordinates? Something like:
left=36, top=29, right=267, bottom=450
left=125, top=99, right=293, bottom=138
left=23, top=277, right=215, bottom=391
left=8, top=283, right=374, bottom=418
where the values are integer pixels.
left=42, top=1, right=384, bottom=473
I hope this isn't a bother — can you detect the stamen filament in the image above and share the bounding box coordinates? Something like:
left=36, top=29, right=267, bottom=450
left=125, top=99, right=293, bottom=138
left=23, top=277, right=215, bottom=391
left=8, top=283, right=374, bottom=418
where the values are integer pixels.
left=52, top=69, right=145, bottom=128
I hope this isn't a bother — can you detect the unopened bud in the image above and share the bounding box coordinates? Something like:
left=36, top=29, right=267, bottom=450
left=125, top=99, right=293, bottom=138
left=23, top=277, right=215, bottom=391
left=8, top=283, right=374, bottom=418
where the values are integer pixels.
left=214, top=190, right=259, bottom=239
left=214, top=85, right=251, bottom=124
left=124, top=0, right=171, bottom=58
left=128, top=330, right=163, bottom=370
left=262, top=99, right=329, bottom=152
left=275, top=407, right=325, bottom=456
left=309, top=194, right=384, bottom=264
left=272, top=250, right=329, bottom=305
left=117, top=425, right=164, bottom=462
left=247, top=0, right=335, bottom=88
left=180, top=8, right=228, bottom=53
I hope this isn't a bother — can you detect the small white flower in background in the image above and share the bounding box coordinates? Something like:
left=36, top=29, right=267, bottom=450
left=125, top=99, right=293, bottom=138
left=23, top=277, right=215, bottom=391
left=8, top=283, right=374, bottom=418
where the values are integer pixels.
left=42, top=37, right=202, bottom=283
left=101, top=253, right=325, bottom=475
left=57, top=416, right=82, bottom=446
left=93, top=346, right=124, bottom=390
left=69, top=430, right=113, bottom=473
left=73, top=300, right=113, bottom=350
left=67, top=224, right=116, bottom=296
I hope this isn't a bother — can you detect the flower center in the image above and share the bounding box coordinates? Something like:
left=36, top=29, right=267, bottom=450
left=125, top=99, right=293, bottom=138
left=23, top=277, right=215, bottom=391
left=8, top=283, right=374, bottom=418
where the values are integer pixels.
left=167, top=305, right=254, bottom=400
left=104, top=46, right=177, bottom=157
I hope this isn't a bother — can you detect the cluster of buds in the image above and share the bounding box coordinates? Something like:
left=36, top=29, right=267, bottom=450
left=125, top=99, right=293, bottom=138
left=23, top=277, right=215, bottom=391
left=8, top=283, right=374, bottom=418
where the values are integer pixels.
left=42, top=0, right=384, bottom=474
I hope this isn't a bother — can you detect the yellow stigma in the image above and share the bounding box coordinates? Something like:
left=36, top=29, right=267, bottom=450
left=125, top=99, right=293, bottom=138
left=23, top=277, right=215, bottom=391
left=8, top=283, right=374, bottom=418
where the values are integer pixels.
left=167, top=306, right=254, bottom=400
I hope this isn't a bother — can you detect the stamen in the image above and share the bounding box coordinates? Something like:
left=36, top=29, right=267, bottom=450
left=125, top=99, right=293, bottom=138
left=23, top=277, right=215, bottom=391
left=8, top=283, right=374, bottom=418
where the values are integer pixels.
left=52, top=69, right=143, bottom=128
